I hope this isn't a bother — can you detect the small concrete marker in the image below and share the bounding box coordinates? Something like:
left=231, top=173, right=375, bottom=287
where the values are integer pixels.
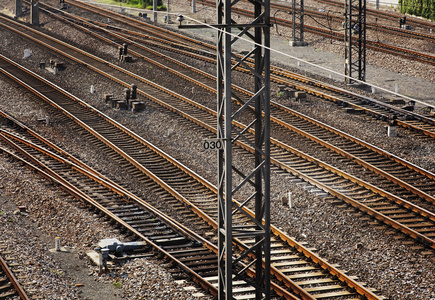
left=55, top=237, right=61, bottom=251
left=23, top=49, right=31, bottom=59
left=49, top=237, right=68, bottom=253
left=387, top=126, right=397, bottom=137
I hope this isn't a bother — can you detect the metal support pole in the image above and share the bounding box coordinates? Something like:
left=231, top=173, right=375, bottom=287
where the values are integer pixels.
left=166, top=0, right=170, bottom=23
left=290, top=0, right=307, bottom=46
left=31, top=0, right=39, bottom=25
left=216, top=0, right=271, bottom=299
left=192, top=0, right=196, bottom=13
left=344, top=0, right=366, bottom=83
left=15, top=0, right=22, bottom=18
left=153, top=0, right=157, bottom=22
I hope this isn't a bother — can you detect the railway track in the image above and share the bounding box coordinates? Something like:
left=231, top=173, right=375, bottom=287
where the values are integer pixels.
left=194, top=0, right=435, bottom=43
left=32, top=2, right=435, bottom=140
left=63, top=0, right=215, bottom=52
left=0, top=50, right=386, bottom=299
left=0, top=111, right=260, bottom=299
left=193, top=0, right=435, bottom=66
left=29, top=5, right=435, bottom=212
left=2, top=7, right=433, bottom=247
left=2, top=11, right=435, bottom=249
left=0, top=244, right=29, bottom=300
left=314, top=0, right=435, bottom=32
left=0, top=0, right=432, bottom=298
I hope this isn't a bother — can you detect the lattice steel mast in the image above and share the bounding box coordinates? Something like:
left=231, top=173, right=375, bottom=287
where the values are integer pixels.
left=344, top=0, right=366, bottom=83
left=15, top=0, right=22, bottom=17
left=290, top=0, right=307, bottom=46
left=216, top=0, right=271, bottom=299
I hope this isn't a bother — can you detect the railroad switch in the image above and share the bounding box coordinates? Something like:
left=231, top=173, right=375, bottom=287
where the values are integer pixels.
left=40, top=59, right=65, bottom=74
left=59, top=0, right=67, bottom=9
left=103, top=92, right=145, bottom=112
left=90, top=238, right=149, bottom=273
left=295, top=91, right=307, bottom=100
left=399, top=17, right=406, bottom=27
left=103, top=94, right=114, bottom=104
left=120, top=55, right=133, bottom=63
left=402, top=100, right=415, bottom=112
left=388, top=97, right=406, bottom=105
left=276, top=85, right=305, bottom=100
left=97, top=238, right=147, bottom=253
left=131, top=84, right=137, bottom=99
left=118, top=43, right=132, bottom=62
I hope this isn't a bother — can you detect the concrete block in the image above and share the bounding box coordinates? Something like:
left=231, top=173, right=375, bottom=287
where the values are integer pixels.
left=387, top=126, right=397, bottom=137
left=388, top=97, right=405, bottom=105
left=103, top=94, right=113, bottom=104
left=131, top=101, right=145, bottom=112
left=295, top=91, right=307, bottom=99
left=116, top=101, right=128, bottom=110
left=290, top=41, right=308, bottom=47
left=121, top=55, right=132, bottom=63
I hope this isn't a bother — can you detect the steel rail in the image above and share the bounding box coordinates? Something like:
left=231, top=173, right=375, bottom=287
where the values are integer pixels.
left=35, top=4, right=435, bottom=137
left=0, top=252, right=29, bottom=300
left=194, top=0, right=435, bottom=42
left=0, top=139, right=220, bottom=297
left=289, top=8, right=435, bottom=42
left=5, top=9, right=434, bottom=298
left=268, top=103, right=435, bottom=204
left=0, top=54, right=382, bottom=299
left=3, top=12, right=435, bottom=244
left=39, top=9, right=435, bottom=212
left=0, top=110, right=103, bottom=178
left=314, top=0, right=435, bottom=31
left=216, top=3, right=435, bottom=66
left=0, top=49, right=406, bottom=300
left=0, top=131, right=297, bottom=299
left=3, top=18, right=430, bottom=256
left=111, top=23, right=435, bottom=213
left=0, top=52, right=317, bottom=299
left=3, top=4, right=435, bottom=247
left=65, top=0, right=215, bottom=51
left=69, top=0, right=435, bottom=68
left=45, top=6, right=435, bottom=137
left=0, top=128, right=217, bottom=252
left=0, top=47, right=321, bottom=300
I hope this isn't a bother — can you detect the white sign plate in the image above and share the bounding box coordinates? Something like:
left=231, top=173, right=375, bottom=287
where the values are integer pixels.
left=202, top=139, right=223, bottom=150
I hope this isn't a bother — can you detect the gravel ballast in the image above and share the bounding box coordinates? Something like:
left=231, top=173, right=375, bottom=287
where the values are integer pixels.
left=0, top=0, right=435, bottom=299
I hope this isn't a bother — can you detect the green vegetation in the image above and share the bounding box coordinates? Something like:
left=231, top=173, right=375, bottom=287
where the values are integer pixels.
left=113, top=280, right=122, bottom=288
left=113, top=0, right=167, bottom=10
left=399, top=0, right=435, bottom=21
left=50, top=269, right=65, bottom=276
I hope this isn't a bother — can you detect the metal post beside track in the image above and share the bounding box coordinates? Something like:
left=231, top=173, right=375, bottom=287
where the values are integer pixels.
left=31, top=0, right=39, bottom=25
left=153, top=0, right=157, bottom=22
left=290, top=0, right=307, bottom=46
left=344, top=0, right=366, bottom=83
left=15, top=0, right=22, bottom=18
